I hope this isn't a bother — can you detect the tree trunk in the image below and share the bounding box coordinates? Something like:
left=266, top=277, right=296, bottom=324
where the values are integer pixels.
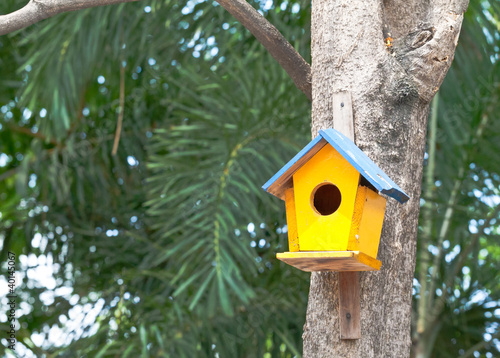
left=303, top=1, right=468, bottom=356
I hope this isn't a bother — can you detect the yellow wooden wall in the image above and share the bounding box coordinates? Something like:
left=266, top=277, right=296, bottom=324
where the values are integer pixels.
left=292, top=145, right=359, bottom=251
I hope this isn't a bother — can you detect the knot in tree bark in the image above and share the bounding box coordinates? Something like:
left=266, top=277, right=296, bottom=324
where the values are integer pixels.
left=406, top=27, right=436, bottom=50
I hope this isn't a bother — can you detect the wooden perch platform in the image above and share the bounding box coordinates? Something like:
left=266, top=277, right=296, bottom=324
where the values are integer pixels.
left=276, top=251, right=381, bottom=272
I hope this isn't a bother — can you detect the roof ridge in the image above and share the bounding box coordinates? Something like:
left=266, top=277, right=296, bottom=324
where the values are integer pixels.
left=263, top=128, right=409, bottom=204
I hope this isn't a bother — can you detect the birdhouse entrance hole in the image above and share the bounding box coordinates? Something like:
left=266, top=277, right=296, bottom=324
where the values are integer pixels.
left=311, top=183, right=342, bottom=216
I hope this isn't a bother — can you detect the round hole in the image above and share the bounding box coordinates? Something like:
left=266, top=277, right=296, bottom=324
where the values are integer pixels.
left=311, top=183, right=342, bottom=216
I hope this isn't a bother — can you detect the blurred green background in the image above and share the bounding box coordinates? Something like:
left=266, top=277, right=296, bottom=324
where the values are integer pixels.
left=0, top=1, right=498, bottom=357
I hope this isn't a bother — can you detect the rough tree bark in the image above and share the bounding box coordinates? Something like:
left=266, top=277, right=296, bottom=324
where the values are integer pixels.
left=303, top=1, right=468, bottom=357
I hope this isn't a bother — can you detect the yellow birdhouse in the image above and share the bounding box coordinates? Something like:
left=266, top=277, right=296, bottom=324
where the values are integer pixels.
left=263, top=128, right=409, bottom=272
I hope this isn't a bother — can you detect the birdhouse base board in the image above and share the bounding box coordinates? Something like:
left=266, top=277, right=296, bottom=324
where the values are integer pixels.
left=276, top=251, right=381, bottom=272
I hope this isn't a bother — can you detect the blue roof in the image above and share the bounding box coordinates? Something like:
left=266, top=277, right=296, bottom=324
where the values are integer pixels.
left=262, top=128, right=409, bottom=203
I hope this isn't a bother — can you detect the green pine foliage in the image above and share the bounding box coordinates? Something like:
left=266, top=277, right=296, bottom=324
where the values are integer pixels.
left=0, top=1, right=312, bottom=356
left=0, top=0, right=498, bottom=357
left=413, top=1, right=500, bottom=356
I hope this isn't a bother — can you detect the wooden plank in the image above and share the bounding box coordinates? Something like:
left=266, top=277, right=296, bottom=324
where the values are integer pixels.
left=339, top=271, right=361, bottom=339
left=332, top=92, right=355, bottom=140
left=357, top=187, right=387, bottom=258
left=284, top=187, right=300, bottom=251
left=333, top=92, right=362, bottom=340
left=276, top=251, right=381, bottom=272
left=347, top=185, right=367, bottom=252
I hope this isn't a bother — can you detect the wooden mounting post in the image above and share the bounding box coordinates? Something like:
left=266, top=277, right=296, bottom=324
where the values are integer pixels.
left=339, top=271, right=361, bottom=339
left=333, top=92, right=361, bottom=340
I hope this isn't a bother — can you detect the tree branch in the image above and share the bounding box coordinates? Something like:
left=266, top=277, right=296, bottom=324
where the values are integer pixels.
left=1, top=0, right=312, bottom=100
left=6, top=122, right=60, bottom=146
left=427, top=167, right=463, bottom=303
left=421, top=113, right=490, bottom=329
left=0, top=0, right=139, bottom=36
left=427, top=204, right=500, bottom=330
left=446, top=205, right=500, bottom=289
left=0, top=167, right=19, bottom=182
left=417, top=93, right=439, bottom=334
left=215, top=0, right=311, bottom=100
left=112, top=61, right=126, bottom=156
left=461, top=331, right=500, bottom=358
